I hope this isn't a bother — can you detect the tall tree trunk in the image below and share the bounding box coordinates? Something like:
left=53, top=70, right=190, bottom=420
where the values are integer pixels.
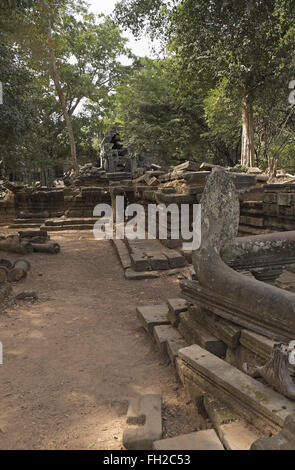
left=47, top=17, right=79, bottom=176
left=241, top=94, right=255, bottom=167
left=49, top=50, right=79, bottom=176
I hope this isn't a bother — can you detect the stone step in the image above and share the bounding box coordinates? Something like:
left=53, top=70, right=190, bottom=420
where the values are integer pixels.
left=153, top=324, right=186, bottom=362
left=136, top=304, right=170, bottom=334
left=167, top=298, right=188, bottom=327
left=203, top=396, right=261, bottom=450
left=153, top=429, right=224, bottom=450
left=178, top=344, right=295, bottom=434
left=178, top=311, right=227, bottom=358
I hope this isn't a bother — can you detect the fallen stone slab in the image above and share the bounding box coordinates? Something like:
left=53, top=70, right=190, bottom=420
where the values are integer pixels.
left=178, top=311, right=227, bottom=358
left=203, top=396, right=260, bottom=450
left=167, top=298, right=188, bottom=327
left=152, top=430, right=224, bottom=450
left=123, top=395, right=162, bottom=450
left=136, top=304, right=170, bottom=334
left=178, top=344, right=295, bottom=434
left=112, top=239, right=132, bottom=269
left=153, top=324, right=185, bottom=361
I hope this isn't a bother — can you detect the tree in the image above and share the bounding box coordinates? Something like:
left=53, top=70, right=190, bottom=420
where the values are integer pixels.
left=115, top=0, right=295, bottom=167
left=5, top=0, right=128, bottom=175
left=110, top=57, right=208, bottom=163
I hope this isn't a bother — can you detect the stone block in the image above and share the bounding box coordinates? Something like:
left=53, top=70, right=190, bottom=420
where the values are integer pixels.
left=152, top=430, right=224, bottom=450
left=264, top=193, right=277, bottom=204
left=130, top=254, right=150, bottom=272
left=123, top=395, right=162, bottom=450
left=203, top=396, right=260, bottom=450
left=136, top=304, right=170, bottom=334
left=167, top=298, right=188, bottom=327
left=153, top=324, right=185, bottom=361
left=150, top=254, right=169, bottom=270
left=278, top=193, right=292, bottom=206
left=167, top=337, right=188, bottom=366
left=178, top=311, right=227, bottom=358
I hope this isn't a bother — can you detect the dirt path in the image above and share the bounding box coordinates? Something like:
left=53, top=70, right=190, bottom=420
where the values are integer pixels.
left=0, top=231, right=201, bottom=450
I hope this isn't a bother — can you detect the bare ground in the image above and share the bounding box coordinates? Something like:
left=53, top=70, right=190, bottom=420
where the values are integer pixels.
left=0, top=230, right=203, bottom=450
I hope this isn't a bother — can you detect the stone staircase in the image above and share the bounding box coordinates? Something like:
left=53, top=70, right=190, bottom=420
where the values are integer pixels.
left=136, top=298, right=295, bottom=449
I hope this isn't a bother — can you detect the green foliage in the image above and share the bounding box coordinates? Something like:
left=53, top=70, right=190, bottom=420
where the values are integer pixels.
left=114, top=0, right=295, bottom=168
left=111, top=57, right=208, bottom=163
left=0, top=0, right=130, bottom=182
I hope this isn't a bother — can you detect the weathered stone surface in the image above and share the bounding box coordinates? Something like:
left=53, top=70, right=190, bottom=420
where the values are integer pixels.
left=178, top=311, right=227, bottom=358
left=251, top=414, right=295, bottom=450
left=185, top=167, right=295, bottom=342
left=112, top=239, right=132, bottom=269
left=167, top=337, right=188, bottom=366
left=0, top=283, right=12, bottom=306
left=130, top=254, right=150, bottom=272
left=203, top=396, right=261, bottom=450
left=153, top=324, right=185, bottom=361
left=189, top=305, right=241, bottom=349
left=150, top=254, right=169, bottom=271
left=125, top=268, right=159, bottom=280
left=178, top=344, right=295, bottom=434
left=162, top=250, right=186, bottom=268
left=167, top=298, right=188, bottom=327
left=193, top=167, right=240, bottom=259
left=136, top=304, right=170, bottom=334
left=152, top=430, right=224, bottom=450
left=123, top=395, right=162, bottom=450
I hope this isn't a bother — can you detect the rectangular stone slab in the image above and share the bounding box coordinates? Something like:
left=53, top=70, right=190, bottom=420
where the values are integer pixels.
left=152, top=430, right=224, bottom=450
left=136, top=305, right=170, bottom=334
left=178, top=344, right=295, bottom=434
left=130, top=254, right=150, bottom=272
left=167, top=337, right=188, bottom=366
left=153, top=324, right=185, bottom=361
left=112, top=239, right=131, bottom=269
left=167, top=298, right=188, bottom=327
left=123, top=395, right=162, bottom=450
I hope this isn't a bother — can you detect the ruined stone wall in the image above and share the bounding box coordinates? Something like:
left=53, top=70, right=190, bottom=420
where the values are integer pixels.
left=263, top=184, right=295, bottom=231
left=0, top=192, right=16, bottom=225
left=14, top=189, right=65, bottom=218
